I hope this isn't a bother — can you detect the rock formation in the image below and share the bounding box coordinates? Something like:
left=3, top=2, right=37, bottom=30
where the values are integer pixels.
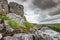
left=0, top=0, right=8, bottom=15
left=0, top=0, right=24, bottom=17
left=8, top=2, right=24, bottom=17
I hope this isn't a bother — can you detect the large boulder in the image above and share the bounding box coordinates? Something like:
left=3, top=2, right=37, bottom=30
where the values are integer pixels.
left=0, top=0, right=8, bottom=15
left=8, top=2, right=24, bottom=17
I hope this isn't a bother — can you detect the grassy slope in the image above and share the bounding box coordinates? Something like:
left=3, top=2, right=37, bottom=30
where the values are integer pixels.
left=42, top=23, right=60, bottom=32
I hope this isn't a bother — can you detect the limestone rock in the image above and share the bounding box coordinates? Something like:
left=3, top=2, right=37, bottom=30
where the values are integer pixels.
left=4, top=34, right=33, bottom=40
left=4, top=36, right=12, bottom=40
left=7, top=13, right=26, bottom=27
left=9, top=2, right=24, bottom=17
left=35, top=27, right=60, bottom=40
left=0, top=24, right=4, bottom=30
left=4, top=20, right=14, bottom=32
left=0, top=0, right=8, bottom=15
left=0, top=33, right=2, bottom=39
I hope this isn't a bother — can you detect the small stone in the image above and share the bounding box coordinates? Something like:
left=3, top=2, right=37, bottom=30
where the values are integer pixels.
left=0, top=33, right=2, bottom=39
left=4, top=36, right=12, bottom=40
left=0, top=24, right=4, bottom=30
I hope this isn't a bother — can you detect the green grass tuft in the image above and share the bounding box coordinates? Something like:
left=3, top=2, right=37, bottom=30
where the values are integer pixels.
left=0, top=15, right=11, bottom=20
left=8, top=20, right=20, bottom=29
left=23, top=21, right=35, bottom=28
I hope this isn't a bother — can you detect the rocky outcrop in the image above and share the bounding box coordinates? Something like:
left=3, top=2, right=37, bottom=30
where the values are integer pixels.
left=0, top=0, right=24, bottom=17
left=3, top=27, right=60, bottom=40
left=0, top=0, right=8, bottom=15
left=35, top=27, right=60, bottom=40
left=8, top=2, right=24, bottom=17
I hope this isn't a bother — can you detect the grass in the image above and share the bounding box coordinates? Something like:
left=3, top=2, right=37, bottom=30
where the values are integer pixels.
left=8, top=20, right=20, bottom=29
left=42, top=23, right=60, bottom=32
left=23, top=21, right=35, bottom=28
left=23, top=21, right=35, bottom=33
left=0, top=15, right=11, bottom=20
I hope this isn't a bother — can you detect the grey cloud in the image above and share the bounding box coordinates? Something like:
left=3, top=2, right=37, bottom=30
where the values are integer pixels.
left=33, top=0, right=57, bottom=10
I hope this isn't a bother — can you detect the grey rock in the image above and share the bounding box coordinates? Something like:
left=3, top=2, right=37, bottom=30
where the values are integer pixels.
left=0, top=0, right=8, bottom=15
left=4, top=20, right=14, bottom=32
left=4, top=34, right=33, bottom=40
left=9, top=2, right=24, bottom=17
left=7, top=13, right=26, bottom=27
left=35, top=27, right=60, bottom=40
left=0, top=24, right=4, bottom=30
left=4, top=36, right=12, bottom=40
left=23, top=34, right=33, bottom=40
left=0, top=33, right=2, bottom=39
left=12, top=34, right=33, bottom=40
left=13, top=33, right=25, bottom=40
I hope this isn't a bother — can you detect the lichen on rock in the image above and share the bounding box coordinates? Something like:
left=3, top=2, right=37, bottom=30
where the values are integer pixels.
left=8, top=2, right=24, bottom=17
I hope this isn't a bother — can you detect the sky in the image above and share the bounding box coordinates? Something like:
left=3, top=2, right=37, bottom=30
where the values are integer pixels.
left=8, top=0, right=60, bottom=24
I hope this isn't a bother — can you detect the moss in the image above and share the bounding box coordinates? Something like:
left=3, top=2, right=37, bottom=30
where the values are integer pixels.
left=23, top=21, right=35, bottom=28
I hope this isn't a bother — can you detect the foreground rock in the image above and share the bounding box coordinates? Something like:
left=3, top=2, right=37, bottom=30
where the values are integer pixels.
left=0, top=33, right=2, bottom=39
left=4, top=20, right=14, bottom=32
left=0, top=24, right=4, bottom=30
left=3, top=27, right=60, bottom=40
left=35, top=27, right=60, bottom=40
left=9, top=2, right=24, bottom=17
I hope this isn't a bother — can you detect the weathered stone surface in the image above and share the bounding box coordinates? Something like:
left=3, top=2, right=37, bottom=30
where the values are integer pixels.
left=0, top=33, right=2, bottom=39
left=7, top=13, right=26, bottom=27
left=4, top=20, right=14, bottom=32
left=0, top=0, right=8, bottom=15
left=9, top=2, right=24, bottom=17
left=4, top=36, right=12, bottom=40
left=4, top=34, right=34, bottom=40
left=35, top=27, right=60, bottom=40
left=0, top=24, right=4, bottom=30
